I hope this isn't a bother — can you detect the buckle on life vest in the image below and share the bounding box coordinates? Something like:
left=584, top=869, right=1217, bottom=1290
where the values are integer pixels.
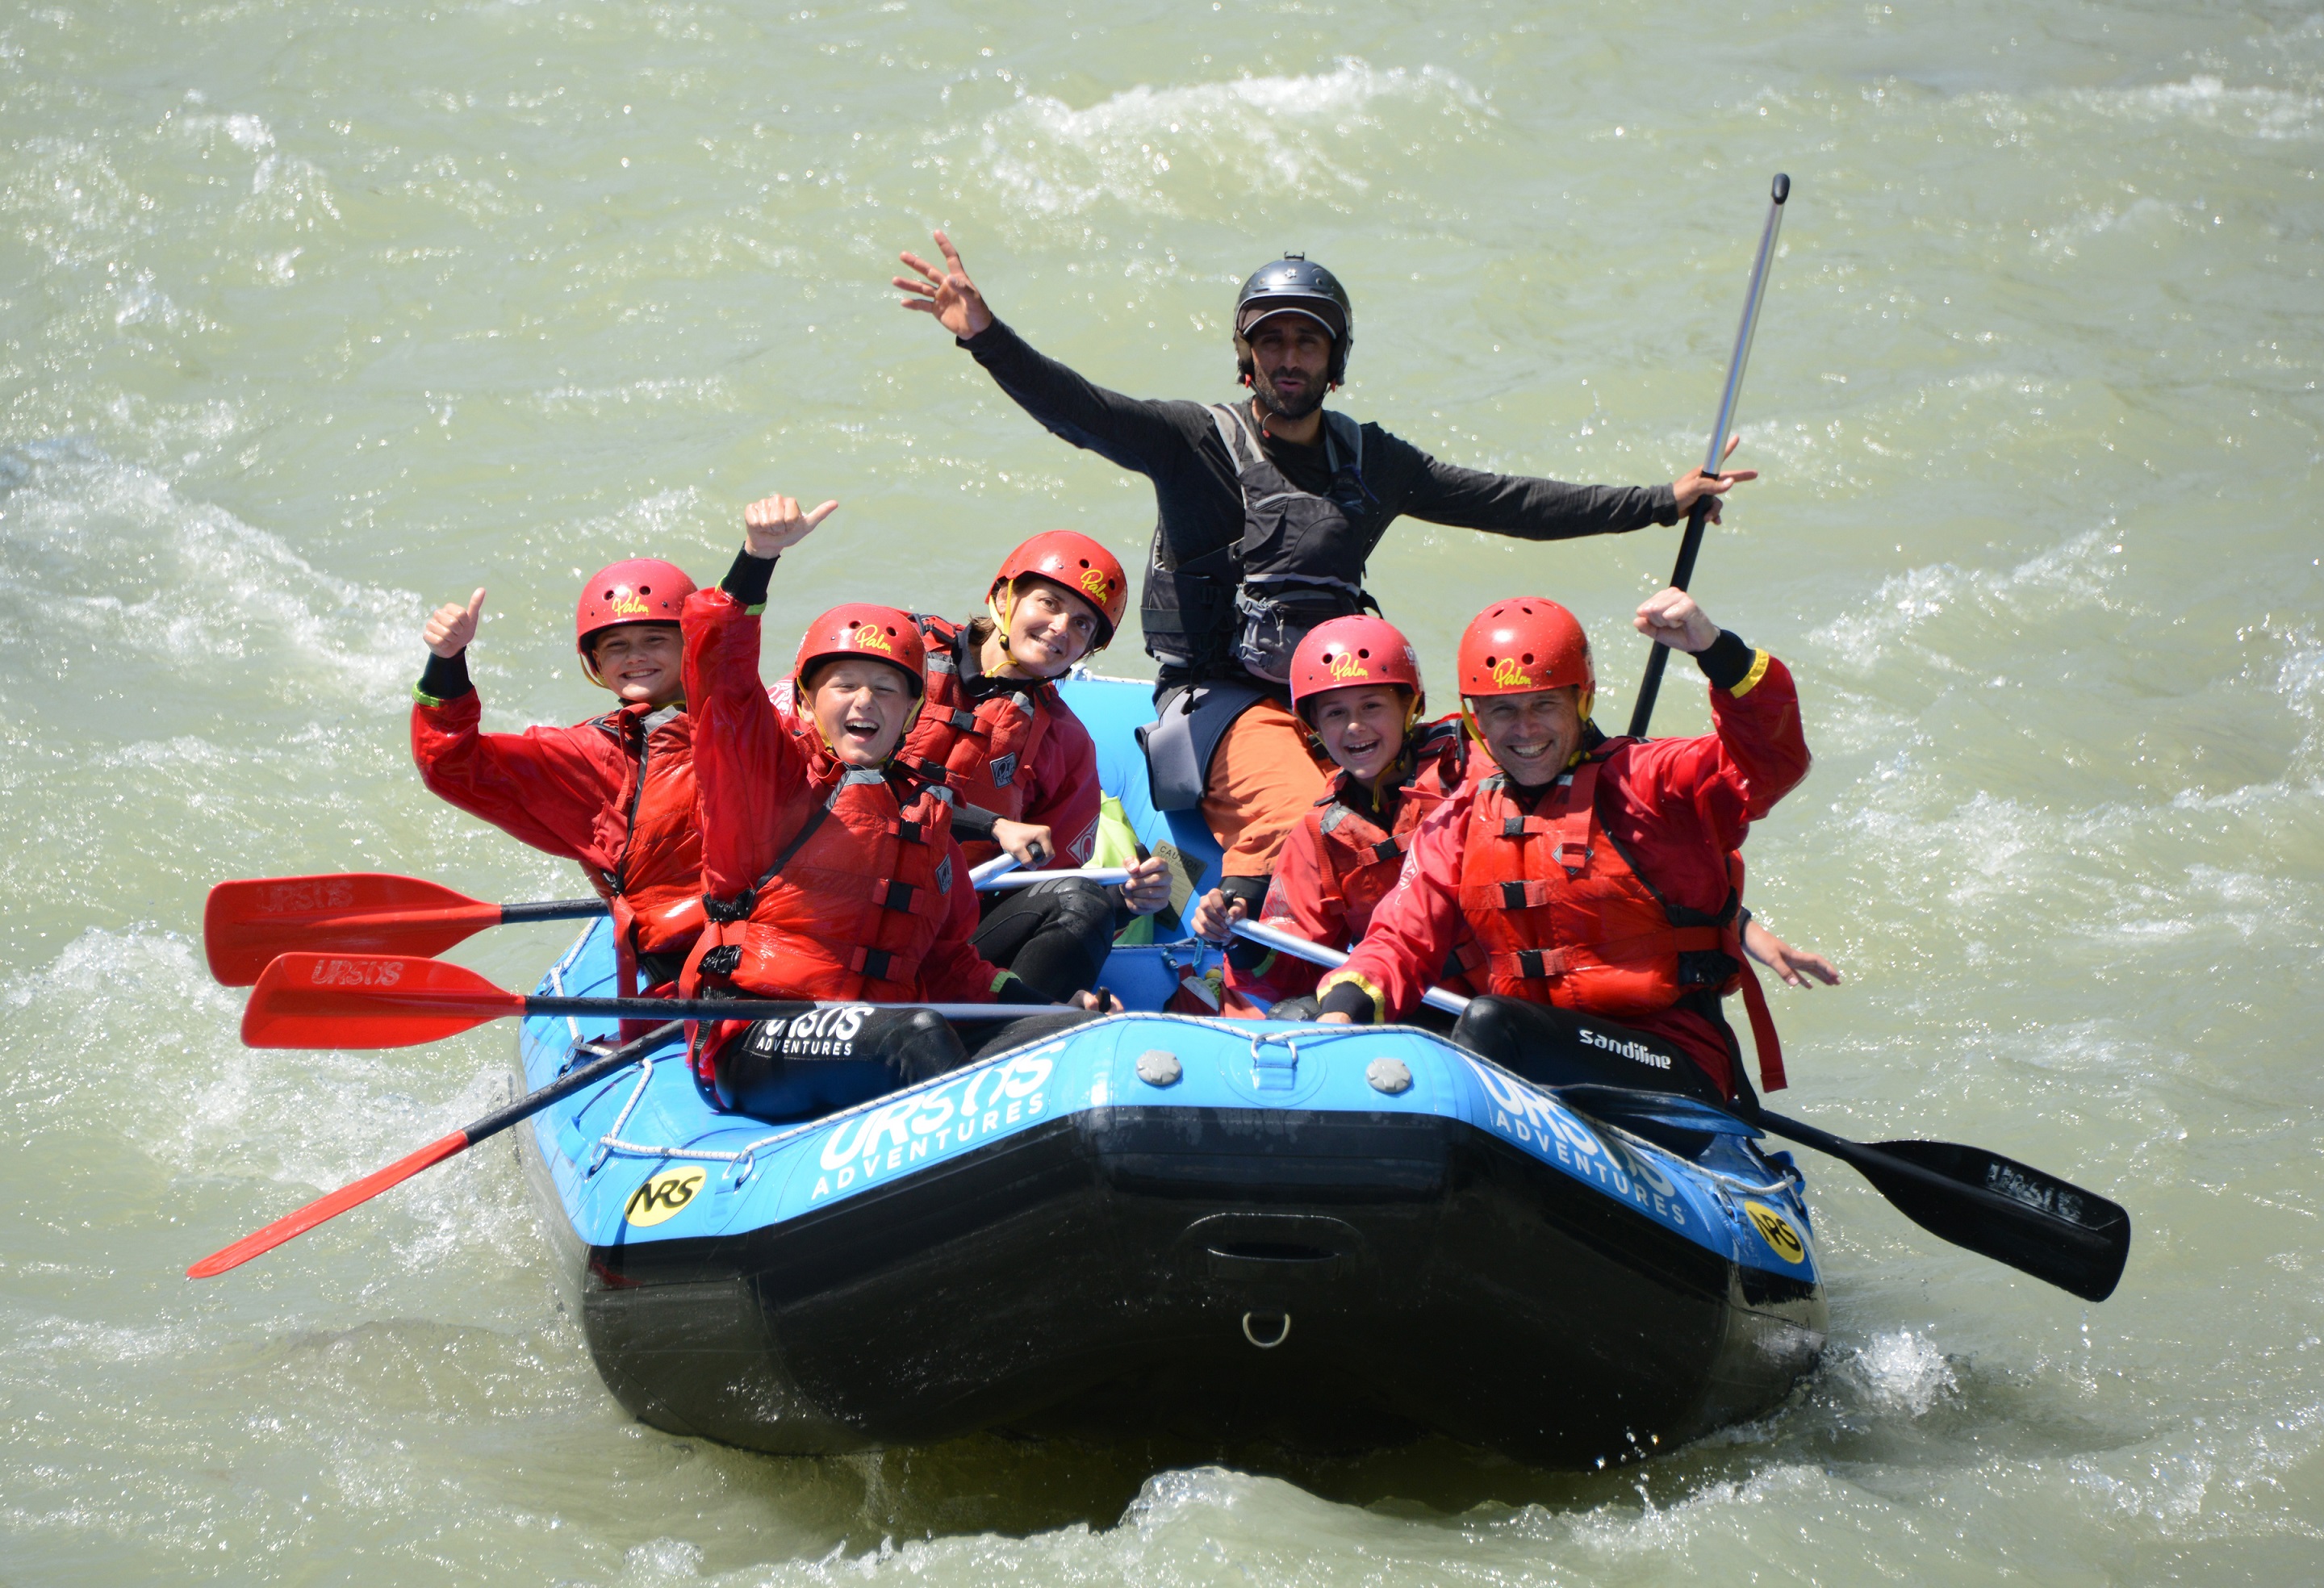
left=1495, top=879, right=1557, bottom=910
left=873, top=880, right=917, bottom=914
left=1502, top=816, right=1528, bottom=838
left=944, top=708, right=979, bottom=733
left=1370, top=837, right=1402, bottom=864
left=1496, top=947, right=1568, bottom=981
left=702, top=890, right=755, bottom=923
left=697, top=942, right=742, bottom=977
left=1553, top=842, right=1592, bottom=876
left=887, top=817, right=925, bottom=844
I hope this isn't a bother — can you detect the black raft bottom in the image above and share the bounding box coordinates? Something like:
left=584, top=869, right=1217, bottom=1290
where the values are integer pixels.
left=573, top=1105, right=1825, bottom=1471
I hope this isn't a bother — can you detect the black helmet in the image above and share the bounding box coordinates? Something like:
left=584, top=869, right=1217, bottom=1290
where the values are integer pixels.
left=1233, top=253, right=1353, bottom=386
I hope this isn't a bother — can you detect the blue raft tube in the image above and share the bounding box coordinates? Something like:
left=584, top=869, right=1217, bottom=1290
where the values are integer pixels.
left=512, top=676, right=1825, bottom=1468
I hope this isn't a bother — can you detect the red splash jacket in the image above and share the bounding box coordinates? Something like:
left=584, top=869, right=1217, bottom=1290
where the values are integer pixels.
left=897, top=614, right=1105, bottom=871
left=1323, top=649, right=1808, bottom=1096
left=411, top=685, right=702, bottom=994
left=679, top=587, right=1010, bottom=1007
left=1233, top=718, right=1482, bottom=1009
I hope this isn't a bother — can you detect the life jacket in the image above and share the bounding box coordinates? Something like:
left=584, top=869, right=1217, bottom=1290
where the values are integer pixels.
left=682, top=734, right=959, bottom=1010
left=1310, top=721, right=1481, bottom=971
left=1456, top=747, right=1786, bottom=1091
left=1140, top=403, right=1379, bottom=682
left=896, top=615, right=1058, bottom=859
left=587, top=701, right=704, bottom=992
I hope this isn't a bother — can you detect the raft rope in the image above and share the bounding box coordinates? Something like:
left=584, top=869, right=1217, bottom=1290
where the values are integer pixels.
left=538, top=939, right=1741, bottom=1198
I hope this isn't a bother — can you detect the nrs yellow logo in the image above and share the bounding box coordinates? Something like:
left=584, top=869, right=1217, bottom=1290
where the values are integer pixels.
left=1077, top=567, right=1112, bottom=602
left=1744, top=1200, right=1805, bottom=1264
left=1327, top=651, right=1369, bottom=680
left=851, top=623, right=894, bottom=654
left=624, top=1166, right=707, bottom=1227
left=1490, top=658, right=1533, bottom=689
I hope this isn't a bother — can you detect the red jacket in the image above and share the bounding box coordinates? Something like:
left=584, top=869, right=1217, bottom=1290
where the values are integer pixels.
left=1325, top=653, right=1808, bottom=1089
left=899, top=616, right=1104, bottom=871
left=411, top=688, right=702, bottom=991
left=682, top=587, right=1009, bottom=1005
left=1235, top=719, right=1480, bottom=1007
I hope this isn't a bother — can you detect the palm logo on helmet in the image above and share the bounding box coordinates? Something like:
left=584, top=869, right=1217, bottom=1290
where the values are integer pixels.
left=986, top=530, right=1130, bottom=655
left=1233, top=253, right=1356, bottom=388
left=575, top=558, right=697, bottom=685
left=1456, top=598, right=1595, bottom=727
left=793, top=604, right=926, bottom=698
left=1289, top=615, right=1424, bottom=724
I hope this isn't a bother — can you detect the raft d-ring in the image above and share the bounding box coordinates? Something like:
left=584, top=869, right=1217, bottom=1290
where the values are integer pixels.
left=1241, top=1311, right=1292, bottom=1350
left=722, top=1150, right=759, bottom=1189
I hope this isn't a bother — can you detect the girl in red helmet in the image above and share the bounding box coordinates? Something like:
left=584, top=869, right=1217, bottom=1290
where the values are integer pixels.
left=1185, top=615, right=1480, bottom=1022
left=679, top=495, right=1114, bottom=1119
left=1315, top=589, right=1813, bottom=1109
left=411, top=561, right=704, bottom=1000
left=897, top=531, right=1173, bottom=1002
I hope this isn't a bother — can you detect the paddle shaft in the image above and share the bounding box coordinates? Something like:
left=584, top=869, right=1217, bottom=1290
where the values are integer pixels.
left=1230, top=918, right=1472, bottom=1016
left=1627, top=173, right=1790, bottom=740
left=187, top=1020, right=688, bottom=1279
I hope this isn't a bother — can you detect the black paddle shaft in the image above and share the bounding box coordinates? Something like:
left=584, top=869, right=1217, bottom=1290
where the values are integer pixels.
left=496, top=898, right=609, bottom=925
left=461, top=1020, right=687, bottom=1147
left=1758, top=1109, right=2132, bottom=1302
left=1627, top=173, right=1789, bottom=740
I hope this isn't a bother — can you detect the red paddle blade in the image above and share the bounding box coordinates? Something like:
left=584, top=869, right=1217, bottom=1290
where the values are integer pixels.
left=205, top=873, right=499, bottom=986
left=241, top=953, right=525, bottom=1049
left=187, top=1129, right=470, bottom=1279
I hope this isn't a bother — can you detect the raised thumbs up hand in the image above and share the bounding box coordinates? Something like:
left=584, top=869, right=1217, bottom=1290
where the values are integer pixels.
left=424, top=587, right=487, bottom=658
left=741, top=495, right=840, bottom=560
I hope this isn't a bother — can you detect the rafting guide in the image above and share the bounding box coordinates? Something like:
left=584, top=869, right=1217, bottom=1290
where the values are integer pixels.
left=893, top=231, right=1755, bottom=932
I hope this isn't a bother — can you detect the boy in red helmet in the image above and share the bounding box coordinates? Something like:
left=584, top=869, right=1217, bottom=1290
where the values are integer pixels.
left=1186, top=615, right=1478, bottom=1021
left=896, top=530, right=1172, bottom=1002
left=1315, top=589, right=1809, bottom=1110
left=680, top=495, right=1112, bottom=1120
left=412, top=562, right=703, bottom=997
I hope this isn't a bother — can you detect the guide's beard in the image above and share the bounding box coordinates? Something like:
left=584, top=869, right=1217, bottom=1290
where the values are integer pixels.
left=1251, top=376, right=1327, bottom=424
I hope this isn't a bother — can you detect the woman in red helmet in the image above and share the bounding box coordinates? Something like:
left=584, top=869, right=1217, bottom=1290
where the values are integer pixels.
left=1315, top=589, right=1811, bottom=1109
left=897, top=531, right=1172, bottom=1002
left=1185, top=614, right=1479, bottom=1022
left=412, top=561, right=704, bottom=997
left=679, top=495, right=1112, bottom=1119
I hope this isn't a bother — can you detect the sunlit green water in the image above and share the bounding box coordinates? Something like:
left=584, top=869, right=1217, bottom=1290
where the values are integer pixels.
left=4, top=0, right=2320, bottom=1581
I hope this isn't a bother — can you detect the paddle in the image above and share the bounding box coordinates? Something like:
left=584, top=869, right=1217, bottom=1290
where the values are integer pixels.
left=1231, top=918, right=2130, bottom=1302
left=204, top=873, right=605, bottom=987
left=240, top=951, right=1033, bottom=1050
left=1627, top=173, right=1789, bottom=739
left=206, top=864, right=1132, bottom=985
left=187, top=1019, right=688, bottom=1280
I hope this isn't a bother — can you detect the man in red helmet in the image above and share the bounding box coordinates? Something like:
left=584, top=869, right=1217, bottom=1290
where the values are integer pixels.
left=1186, top=614, right=1478, bottom=1022
left=412, top=562, right=703, bottom=998
left=679, top=495, right=1113, bottom=1120
left=1314, top=589, right=1809, bottom=1108
left=897, top=531, right=1174, bottom=1003
left=891, top=232, right=1755, bottom=927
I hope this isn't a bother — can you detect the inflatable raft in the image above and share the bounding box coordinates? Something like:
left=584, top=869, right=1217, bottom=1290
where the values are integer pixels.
left=512, top=677, right=1827, bottom=1468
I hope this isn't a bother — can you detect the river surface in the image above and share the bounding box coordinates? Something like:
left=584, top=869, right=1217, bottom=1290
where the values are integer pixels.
left=4, top=0, right=2321, bottom=1581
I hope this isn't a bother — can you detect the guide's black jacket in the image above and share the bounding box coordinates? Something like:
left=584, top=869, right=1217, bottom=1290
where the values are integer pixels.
left=960, top=317, right=1683, bottom=691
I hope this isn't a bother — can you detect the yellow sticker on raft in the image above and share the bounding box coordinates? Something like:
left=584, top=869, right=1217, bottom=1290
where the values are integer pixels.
left=1745, top=1200, right=1806, bottom=1264
left=625, top=1166, right=708, bottom=1228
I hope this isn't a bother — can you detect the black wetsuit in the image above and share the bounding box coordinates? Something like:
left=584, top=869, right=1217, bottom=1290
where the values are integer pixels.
left=960, top=318, right=1682, bottom=689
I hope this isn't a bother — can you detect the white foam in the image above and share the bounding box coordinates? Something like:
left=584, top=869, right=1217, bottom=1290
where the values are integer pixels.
left=0, top=441, right=420, bottom=709
left=1840, top=1329, right=1962, bottom=1417
left=974, top=59, right=1487, bottom=217
left=1810, top=528, right=2126, bottom=674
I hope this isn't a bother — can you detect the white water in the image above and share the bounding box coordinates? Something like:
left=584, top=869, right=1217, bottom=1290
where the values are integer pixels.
left=4, top=0, right=2321, bottom=1580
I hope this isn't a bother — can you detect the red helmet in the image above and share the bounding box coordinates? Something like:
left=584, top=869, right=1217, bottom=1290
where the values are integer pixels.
left=576, top=559, right=696, bottom=654
left=792, top=604, right=926, bottom=697
left=1289, top=615, right=1423, bottom=721
left=989, top=531, right=1129, bottom=648
left=1457, top=598, right=1594, bottom=713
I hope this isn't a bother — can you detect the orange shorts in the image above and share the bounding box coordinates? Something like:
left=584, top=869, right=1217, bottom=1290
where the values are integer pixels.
left=1200, top=698, right=1331, bottom=878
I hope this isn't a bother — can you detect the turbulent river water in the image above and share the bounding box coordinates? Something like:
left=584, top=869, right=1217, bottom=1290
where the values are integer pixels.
left=5, top=0, right=2321, bottom=1581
